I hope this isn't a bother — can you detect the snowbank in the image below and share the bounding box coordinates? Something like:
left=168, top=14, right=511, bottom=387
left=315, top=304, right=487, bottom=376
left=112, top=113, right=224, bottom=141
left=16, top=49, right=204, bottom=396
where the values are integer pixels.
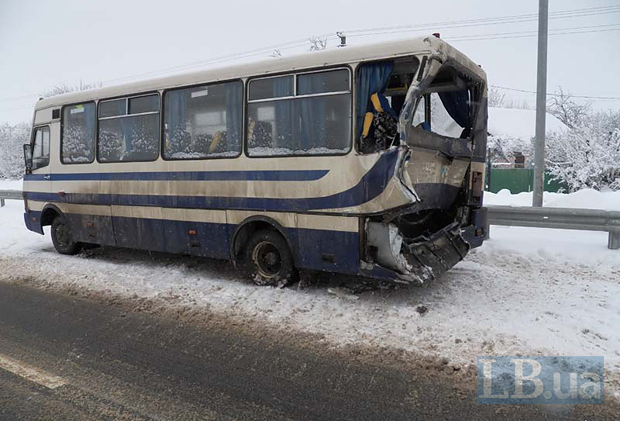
left=484, top=189, right=620, bottom=268
left=0, top=190, right=618, bottom=399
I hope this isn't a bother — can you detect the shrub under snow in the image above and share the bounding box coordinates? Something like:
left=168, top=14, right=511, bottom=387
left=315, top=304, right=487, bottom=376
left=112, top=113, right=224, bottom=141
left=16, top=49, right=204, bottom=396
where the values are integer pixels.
left=0, top=123, right=29, bottom=180
left=546, top=114, right=620, bottom=192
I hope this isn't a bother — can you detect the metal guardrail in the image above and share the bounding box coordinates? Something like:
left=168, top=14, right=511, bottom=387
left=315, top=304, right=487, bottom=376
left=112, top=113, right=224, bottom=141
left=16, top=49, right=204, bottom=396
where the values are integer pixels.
left=487, top=205, right=620, bottom=250
left=0, top=190, right=23, bottom=207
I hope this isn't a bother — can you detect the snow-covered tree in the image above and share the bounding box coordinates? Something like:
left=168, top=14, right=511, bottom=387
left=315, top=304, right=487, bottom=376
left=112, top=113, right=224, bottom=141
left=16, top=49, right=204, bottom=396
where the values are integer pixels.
left=544, top=87, right=620, bottom=191
left=546, top=112, right=620, bottom=191
left=0, top=123, right=30, bottom=179
left=0, top=82, right=102, bottom=178
left=548, top=87, right=591, bottom=130
left=487, top=133, right=533, bottom=165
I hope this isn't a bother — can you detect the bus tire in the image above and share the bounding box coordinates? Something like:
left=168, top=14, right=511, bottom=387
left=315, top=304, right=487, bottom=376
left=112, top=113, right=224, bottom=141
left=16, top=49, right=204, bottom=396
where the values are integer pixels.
left=243, top=230, right=297, bottom=287
left=51, top=216, right=81, bottom=255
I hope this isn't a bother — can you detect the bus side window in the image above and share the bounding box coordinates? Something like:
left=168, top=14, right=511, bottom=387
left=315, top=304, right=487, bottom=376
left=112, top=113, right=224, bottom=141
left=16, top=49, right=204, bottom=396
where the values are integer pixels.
left=62, top=102, right=96, bottom=164
left=98, top=94, right=160, bottom=163
left=32, top=126, right=50, bottom=170
left=247, top=69, right=352, bottom=157
left=163, top=80, right=243, bottom=160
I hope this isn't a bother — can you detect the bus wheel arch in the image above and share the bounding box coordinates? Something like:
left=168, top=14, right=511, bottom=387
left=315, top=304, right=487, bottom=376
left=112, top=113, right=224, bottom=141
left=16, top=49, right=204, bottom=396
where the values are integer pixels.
left=41, top=205, right=81, bottom=255
left=40, top=204, right=63, bottom=227
left=231, top=217, right=297, bottom=268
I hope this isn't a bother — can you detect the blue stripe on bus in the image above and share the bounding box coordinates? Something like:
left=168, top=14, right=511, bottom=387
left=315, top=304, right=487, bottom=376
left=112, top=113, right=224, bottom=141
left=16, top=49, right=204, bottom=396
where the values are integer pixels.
left=24, top=169, right=330, bottom=182
left=25, top=210, right=362, bottom=274
left=23, top=149, right=399, bottom=212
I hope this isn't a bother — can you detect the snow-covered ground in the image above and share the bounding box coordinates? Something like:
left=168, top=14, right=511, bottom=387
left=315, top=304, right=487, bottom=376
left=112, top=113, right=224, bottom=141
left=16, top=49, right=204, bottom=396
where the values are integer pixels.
left=1, top=179, right=619, bottom=397
left=484, top=189, right=620, bottom=267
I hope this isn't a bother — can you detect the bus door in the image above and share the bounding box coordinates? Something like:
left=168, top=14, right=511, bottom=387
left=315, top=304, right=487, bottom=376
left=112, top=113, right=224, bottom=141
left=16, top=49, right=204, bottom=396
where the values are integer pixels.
left=29, top=125, right=52, bottom=193
left=24, top=125, right=52, bottom=233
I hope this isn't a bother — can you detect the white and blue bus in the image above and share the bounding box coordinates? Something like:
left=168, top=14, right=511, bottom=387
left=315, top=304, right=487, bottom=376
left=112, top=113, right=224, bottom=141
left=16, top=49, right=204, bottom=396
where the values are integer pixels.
left=22, top=35, right=488, bottom=286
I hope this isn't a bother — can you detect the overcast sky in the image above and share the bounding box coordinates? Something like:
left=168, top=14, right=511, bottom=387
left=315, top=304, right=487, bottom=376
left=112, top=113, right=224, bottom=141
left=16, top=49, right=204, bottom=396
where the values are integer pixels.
left=1, top=0, right=619, bottom=124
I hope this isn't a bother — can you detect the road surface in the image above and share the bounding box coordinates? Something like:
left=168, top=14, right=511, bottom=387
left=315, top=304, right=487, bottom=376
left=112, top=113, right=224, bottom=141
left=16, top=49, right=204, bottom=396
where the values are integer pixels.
left=0, top=281, right=616, bottom=420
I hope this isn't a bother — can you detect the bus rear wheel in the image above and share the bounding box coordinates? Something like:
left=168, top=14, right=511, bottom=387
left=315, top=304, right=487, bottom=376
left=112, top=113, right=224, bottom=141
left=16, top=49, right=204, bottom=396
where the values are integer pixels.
left=244, top=230, right=296, bottom=286
left=51, top=216, right=81, bottom=255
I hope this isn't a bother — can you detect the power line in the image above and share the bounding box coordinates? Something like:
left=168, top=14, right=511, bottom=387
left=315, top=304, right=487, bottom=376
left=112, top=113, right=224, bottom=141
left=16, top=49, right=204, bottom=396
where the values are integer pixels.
left=99, top=37, right=331, bottom=86
left=0, top=93, right=40, bottom=103
left=2, top=4, right=620, bottom=107
left=490, top=85, right=620, bottom=101
left=445, top=23, right=620, bottom=40
left=448, top=22, right=620, bottom=39
left=345, top=5, right=620, bottom=38
left=346, top=5, right=620, bottom=34
left=40, top=4, right=620, bottom=89
left=3, top=23, right=619, bottom=112
left=446, top=26, right=620, bottom=43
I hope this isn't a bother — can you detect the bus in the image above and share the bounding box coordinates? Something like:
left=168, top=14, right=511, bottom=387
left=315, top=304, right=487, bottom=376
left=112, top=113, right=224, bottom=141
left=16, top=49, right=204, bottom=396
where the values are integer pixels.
left=22, top=35, right=488, bottom=286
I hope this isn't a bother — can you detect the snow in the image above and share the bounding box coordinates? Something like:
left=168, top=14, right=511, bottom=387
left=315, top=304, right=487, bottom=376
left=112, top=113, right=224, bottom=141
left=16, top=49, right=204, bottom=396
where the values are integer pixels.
left=1, top=180, right=619, bottom=398
left=0, top=179, right=22, bottom=191
left=248, top=146, right=349, bottom=156
left=485, top=188, right=620, bottom=211
left=484, top=189, right=620, bottom=269
left=488, top=107, right=568, bottom=140
left=169, top=151, right=239, bottom=159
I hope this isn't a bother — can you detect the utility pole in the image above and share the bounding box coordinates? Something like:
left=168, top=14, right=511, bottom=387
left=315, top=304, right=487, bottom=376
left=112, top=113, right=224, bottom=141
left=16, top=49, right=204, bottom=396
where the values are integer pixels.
left=533, top=0, right=548, bottom=207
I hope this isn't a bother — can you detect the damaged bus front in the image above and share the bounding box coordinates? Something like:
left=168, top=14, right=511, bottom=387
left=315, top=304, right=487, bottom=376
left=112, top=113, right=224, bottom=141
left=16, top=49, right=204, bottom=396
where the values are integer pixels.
left=359, top=36, right=488, bottom=284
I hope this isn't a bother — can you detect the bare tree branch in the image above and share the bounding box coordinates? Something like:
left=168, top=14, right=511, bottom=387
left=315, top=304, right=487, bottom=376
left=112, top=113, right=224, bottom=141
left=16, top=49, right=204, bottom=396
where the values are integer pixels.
left=40, top=81, right=102, bottom=98
left=308, top=36, right=327, bottom=51
left=547, top=86, right=591, bottom=130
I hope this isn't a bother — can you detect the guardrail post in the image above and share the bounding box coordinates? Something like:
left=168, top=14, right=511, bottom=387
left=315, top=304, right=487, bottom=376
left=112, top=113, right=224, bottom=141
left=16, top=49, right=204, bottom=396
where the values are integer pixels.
left=0, top=198, right=4, bottom=207
left=484, top=224, right=490, bottom=241
left=609, top=231, right=620, bottom=250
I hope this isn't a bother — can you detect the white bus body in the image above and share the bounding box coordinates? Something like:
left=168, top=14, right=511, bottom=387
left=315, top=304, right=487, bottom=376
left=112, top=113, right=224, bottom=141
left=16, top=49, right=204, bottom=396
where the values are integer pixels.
left=23, top=36, right=488, bottom=285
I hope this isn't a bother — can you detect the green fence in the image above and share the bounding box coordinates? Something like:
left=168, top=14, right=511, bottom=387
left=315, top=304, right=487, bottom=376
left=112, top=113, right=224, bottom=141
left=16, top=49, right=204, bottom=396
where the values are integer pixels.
left=487, top=168, right=567, bottom=194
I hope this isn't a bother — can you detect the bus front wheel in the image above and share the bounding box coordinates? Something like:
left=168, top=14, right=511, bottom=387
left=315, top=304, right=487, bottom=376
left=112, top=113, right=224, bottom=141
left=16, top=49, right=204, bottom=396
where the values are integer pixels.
left=51, top=216, right=81, bottom=255
left=244, top=230, right=297, bottom=286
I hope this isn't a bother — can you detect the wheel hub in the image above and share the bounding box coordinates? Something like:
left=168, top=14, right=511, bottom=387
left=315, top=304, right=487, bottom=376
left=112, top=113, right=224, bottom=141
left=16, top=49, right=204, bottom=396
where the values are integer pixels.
left=57, top=223, right=70, bottom=247
left=252, top=241, right=282, bottom=278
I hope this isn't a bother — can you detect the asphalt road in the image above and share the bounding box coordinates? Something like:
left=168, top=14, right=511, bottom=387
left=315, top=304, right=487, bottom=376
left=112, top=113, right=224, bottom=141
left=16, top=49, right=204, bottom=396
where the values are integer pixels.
left=0, top=281, right=616, bottom=420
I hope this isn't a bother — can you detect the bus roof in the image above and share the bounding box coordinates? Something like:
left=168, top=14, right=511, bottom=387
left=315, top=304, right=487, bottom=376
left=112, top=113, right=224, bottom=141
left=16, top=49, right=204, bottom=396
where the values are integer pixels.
left=35, top=35, right=486, bottom=110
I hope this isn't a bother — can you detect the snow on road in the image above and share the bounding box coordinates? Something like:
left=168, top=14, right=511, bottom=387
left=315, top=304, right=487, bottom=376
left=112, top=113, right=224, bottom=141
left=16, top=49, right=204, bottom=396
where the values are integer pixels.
left=1, top=180, right=619, bottom=396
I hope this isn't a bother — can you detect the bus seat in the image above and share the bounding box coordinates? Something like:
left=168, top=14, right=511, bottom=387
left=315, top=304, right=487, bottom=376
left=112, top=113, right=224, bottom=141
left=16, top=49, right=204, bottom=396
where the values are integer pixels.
left=210, top=131, right=223, bottom=153
left=370, top=93, right=397, bottom=118
left=362, top=112, right=374, bottom=138
left=360, top=92, right=399, bottom=153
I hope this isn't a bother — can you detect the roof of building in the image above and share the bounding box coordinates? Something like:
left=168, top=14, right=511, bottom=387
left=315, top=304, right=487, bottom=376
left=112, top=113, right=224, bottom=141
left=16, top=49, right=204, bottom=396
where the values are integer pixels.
left=488, top=107, right=568, bottom=139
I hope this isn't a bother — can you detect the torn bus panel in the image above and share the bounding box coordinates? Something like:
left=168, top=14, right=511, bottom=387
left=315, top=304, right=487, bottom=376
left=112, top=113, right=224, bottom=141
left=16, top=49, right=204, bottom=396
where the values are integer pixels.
left=365, top=220, right=469, bottom=285
left=357, top=36, right=488, bottom=284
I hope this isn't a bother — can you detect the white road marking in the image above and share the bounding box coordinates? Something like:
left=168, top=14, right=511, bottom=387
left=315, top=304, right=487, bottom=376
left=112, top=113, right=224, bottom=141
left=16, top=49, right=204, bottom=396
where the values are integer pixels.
left=0, top=353, right=67, bottom=389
